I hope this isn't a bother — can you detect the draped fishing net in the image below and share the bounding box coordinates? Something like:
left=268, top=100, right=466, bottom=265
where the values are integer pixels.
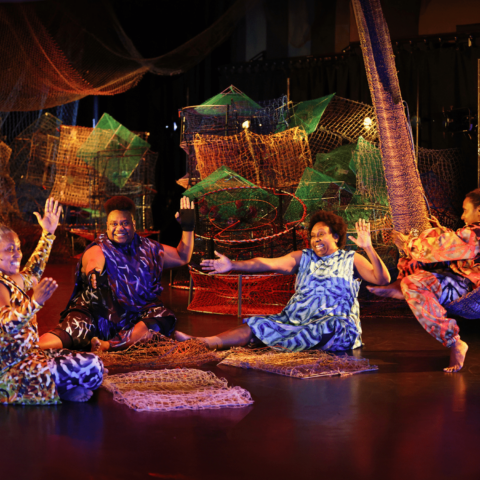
left=219, top=347, right=378, bottom=378
left=0, top=0, right=258, bottom=112
left=99, top=334, right=225, bottom=370
left=193, top=127, right=312, bottom=187
left=102, top=369, right=254, bottom=412
left=352, top=0, right=430, bottom=234
left=187, top=268, right=296, bottom=316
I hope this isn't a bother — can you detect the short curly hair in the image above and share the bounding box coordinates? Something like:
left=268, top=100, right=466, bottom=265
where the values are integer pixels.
left=308, top=210, right=347, bottom=249
left=104, top=196, right=136, bottom=216
left=466, top=188, right=480, bottom=209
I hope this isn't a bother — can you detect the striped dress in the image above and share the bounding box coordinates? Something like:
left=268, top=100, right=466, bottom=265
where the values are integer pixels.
left=246, top=249, right=362, bottom=352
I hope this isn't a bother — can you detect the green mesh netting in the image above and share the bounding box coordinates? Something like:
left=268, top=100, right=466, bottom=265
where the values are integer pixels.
left=196, top=85, right=262, bottom=116
left=313, top=142, right=357, bottom=194
left=78, top=113, right=150, bottom=188
left=351, top=137, right=388, bottom=206
left=284, top=167, right=342, bottom=223
left=183, top=166, right=257, bottom=201
left=277, top=93, right=335, bottom=135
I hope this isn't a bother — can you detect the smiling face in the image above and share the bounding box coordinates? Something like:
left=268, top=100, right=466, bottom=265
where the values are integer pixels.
left=0, top=231, right=22, bottom=276
left=106, top=210, right=136, bottom=244
left=310, top=222, right=339, bottom=257
left=461, top=198, right=480, bottom=226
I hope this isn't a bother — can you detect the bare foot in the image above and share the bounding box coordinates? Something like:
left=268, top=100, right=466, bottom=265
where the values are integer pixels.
left=173, top=331, right=220, bottom=349
left=444, top=339, right=469, bottom=373
left=91, top=337, right=110, bottom=352
left=367, top=279, right=405, bottom=300
left=59, top=386, right=93, bottom=402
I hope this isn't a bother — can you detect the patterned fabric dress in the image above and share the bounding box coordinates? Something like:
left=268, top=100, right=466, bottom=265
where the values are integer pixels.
left=53, top=233, right=176, bottom=349
left=398, top=224, right=480, bottom=348
left=0, top=231, right=60, bottom=405
left=246, top=249, right=362, bottom=352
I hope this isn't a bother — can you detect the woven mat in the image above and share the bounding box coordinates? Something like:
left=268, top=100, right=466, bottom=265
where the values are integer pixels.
left=218, top=347, right=378, bottom=379
left=102, top=368, right=254, bottom=412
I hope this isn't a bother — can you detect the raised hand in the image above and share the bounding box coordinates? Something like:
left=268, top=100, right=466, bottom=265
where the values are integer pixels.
left=348, top=218, right=372, bottom=249
left=175, top=196, right=195, bottom=232
left=32, top=277, right=58, bottom=305
left=391, top=230, right=409, bottom=252
left=200, top=251, right=233, bottom=274
left=428, top=215, right=442, bottom=228
left=33, top=198, right=63, bottom=235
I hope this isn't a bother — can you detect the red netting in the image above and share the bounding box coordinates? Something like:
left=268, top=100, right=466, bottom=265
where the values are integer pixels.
left=193, top=127, right=312, bottom=188
left=187, top=268, right=296, bottom=316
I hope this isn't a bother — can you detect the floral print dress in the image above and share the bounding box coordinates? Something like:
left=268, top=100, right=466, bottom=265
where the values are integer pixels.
left=0, top=231, right=60, bottom=405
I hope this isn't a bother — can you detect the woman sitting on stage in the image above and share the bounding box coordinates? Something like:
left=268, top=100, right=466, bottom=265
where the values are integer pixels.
left=0, top=198, right=104, bottom=404
left=175, top=211, right=390, bottom=352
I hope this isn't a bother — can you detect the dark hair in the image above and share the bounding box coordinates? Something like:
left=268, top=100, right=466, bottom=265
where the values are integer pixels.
left=465, top=189, right=480, bottom=209
left=104, top=196, right=136, bottom=216
left=308, top=210, right=347, bottom=249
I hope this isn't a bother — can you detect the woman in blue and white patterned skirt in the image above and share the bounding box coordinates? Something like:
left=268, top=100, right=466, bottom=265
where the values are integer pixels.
left=175, top=210, right=391, bottom=352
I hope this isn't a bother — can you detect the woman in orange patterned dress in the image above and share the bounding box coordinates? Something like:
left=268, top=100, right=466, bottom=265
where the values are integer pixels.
left=0, top=198, right=104, bottom=404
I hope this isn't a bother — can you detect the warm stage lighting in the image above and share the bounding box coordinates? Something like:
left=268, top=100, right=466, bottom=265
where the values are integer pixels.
left=242, top=120, right=250, bottom=129
left=363, top=117, right=372, bottom=129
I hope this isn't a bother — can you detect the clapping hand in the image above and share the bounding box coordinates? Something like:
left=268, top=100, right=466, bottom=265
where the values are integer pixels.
left=32, top=277, right=58, bottom=306
left=200, top=251, right=233, bottom=274
left=33, top=198, right=62, bottom=235
left=348, top=219, right=372, bottom=249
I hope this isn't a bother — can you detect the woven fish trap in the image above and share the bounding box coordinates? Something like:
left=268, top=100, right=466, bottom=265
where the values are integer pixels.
left=102, top=369, right=254, bottom=412
left=219, top=347, right=378, bottom=378
left=98, top=334, right=226, bottom=370
left=445, top=288, right=480, bottom=320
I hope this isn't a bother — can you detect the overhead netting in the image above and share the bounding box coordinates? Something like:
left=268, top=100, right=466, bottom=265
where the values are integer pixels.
left=99, top=334, right=224, bottom=370
left=0, top=0, right=258, bottom=111
left=219, top=347, right=378, bottom=378
left=187, top=269, right=296, bottom=316
left=102, top=369, right=254, bottom=412
left=193, top=127, right=312, bottom=187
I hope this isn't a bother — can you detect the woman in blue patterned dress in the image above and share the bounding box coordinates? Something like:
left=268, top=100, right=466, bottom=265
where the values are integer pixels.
left=175, top=211, right=390, bottom=352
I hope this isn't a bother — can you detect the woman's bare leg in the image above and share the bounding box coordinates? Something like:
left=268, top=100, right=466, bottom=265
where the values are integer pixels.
left=174, top=324, right=253, bottom=350
left=39, top=332, right=64, bottom=350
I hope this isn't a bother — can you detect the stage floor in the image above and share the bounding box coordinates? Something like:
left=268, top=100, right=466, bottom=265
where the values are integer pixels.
left=3, top=261, right=480, bottom=480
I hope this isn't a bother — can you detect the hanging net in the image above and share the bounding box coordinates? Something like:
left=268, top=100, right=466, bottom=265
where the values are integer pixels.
left=187, top=268, right=296, bottom=316
left=308, top=127, right=344, bottom=159
left=352, top=0, right=431, bottom=234
left=193, top=127, right=312, bottom=187
left=0, top=0, right=259, bottom=112
left=102, top=369, right=254, bottom=412
left=219, top=347, right=378, bottom=378
left=99, top=334, right=224, bottom=370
